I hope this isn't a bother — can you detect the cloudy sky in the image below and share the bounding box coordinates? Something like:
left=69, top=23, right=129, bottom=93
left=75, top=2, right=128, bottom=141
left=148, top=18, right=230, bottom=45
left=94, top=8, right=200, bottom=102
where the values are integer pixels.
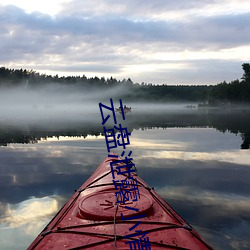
left=0, top=0, right=250, bottom=85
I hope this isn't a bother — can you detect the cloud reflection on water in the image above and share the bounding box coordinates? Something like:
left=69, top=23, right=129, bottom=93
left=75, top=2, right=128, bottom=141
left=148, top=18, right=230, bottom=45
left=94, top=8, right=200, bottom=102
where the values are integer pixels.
left=0, top=196, right=62, bottom=250
left=142, top=150, right=250, bottom=167
left=162, top=187, right=250, bottom=250
left=0, top=196, right=59, bottom=228
left=0, top=126, right=250, bottom=249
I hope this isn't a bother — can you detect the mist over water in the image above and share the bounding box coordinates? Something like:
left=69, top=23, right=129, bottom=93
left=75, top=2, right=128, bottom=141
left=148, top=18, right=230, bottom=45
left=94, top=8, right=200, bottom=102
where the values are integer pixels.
left=1, top=84, right=250, bottom=149
left=0, top=85, right=98, bottom=121
left=0, top=84, right=250, bottom=249
left=0, top=84, right=197, bottom=124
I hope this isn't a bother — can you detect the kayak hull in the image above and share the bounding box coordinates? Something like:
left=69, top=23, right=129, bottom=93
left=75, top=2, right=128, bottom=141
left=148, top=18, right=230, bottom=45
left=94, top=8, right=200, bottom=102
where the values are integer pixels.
left=28, top=153, right=213, bottom=249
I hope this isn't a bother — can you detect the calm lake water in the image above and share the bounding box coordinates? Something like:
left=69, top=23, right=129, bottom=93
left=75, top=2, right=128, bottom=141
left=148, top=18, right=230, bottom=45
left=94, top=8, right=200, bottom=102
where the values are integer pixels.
left=0, top=104, right=250, bottom=249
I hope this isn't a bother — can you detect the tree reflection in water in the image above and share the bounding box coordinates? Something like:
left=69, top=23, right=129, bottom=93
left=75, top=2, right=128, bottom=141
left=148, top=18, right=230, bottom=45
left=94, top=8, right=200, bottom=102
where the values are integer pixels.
left=0, top=108, right=249, bottom=149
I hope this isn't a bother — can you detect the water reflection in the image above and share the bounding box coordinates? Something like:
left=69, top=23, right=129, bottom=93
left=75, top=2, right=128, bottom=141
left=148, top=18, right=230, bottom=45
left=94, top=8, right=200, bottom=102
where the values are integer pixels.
left=0, top=196, right=59, bottom=228
left=0, top=107, right=250, bottom=149
left=0, top=108, right=250, bottom=249
left=0, top=196, right=62, bottom=250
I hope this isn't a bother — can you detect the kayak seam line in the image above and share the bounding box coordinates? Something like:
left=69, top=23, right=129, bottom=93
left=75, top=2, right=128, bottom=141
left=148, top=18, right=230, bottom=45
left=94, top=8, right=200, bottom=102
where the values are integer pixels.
left=28, top=154, right=213, bottom=250
left=114, top=203, right=118, bottom=250
left=56, top=220, right=182, bottom=230
left=54, top=225, right=191, bottom=236
left=50, top=230, right=191, bottom=250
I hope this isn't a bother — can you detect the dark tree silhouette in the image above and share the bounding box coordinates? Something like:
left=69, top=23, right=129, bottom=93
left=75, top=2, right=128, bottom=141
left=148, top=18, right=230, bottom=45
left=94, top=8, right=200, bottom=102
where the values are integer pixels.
left=242, top=63, right=250, bottom=82
left=0, top=63, right=250, bottom=104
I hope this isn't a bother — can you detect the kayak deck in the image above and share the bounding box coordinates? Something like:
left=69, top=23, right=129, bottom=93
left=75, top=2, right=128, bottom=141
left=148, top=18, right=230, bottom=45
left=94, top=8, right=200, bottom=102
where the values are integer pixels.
left=28, top=153, right=213, bottom=249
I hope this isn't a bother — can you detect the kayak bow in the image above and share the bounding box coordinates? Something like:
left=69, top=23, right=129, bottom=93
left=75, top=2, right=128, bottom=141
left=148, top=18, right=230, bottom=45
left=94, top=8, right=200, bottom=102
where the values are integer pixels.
left=28, top=153, right=213, bottom=249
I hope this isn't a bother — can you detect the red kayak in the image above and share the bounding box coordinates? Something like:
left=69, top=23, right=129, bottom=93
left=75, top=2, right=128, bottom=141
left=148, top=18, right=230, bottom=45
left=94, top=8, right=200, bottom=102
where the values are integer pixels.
left=28, top=153, right=213, bottom=249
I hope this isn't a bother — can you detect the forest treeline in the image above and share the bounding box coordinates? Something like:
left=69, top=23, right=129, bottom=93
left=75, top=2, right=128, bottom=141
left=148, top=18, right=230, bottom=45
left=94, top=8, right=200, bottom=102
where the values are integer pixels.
left=0, top=63, right=249, bottom=104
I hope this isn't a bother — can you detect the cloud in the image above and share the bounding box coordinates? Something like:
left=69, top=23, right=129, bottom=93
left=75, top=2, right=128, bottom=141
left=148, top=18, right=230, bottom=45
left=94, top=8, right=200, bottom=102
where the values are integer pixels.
left=58, top=0, right=245, bottom=19
left=5, top=5, right=247, bottom=49
left=0, top=1, right=250, bottom=84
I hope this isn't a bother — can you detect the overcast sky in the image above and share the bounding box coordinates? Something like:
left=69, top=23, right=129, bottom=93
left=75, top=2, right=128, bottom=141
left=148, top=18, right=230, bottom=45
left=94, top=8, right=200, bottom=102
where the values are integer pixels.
left=0, top=0, right=250, bottom=85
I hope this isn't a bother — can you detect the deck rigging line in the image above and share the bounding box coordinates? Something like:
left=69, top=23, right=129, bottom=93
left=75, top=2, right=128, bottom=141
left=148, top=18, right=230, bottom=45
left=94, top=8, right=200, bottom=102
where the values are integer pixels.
left=35, top=160, right=212, bottom=250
